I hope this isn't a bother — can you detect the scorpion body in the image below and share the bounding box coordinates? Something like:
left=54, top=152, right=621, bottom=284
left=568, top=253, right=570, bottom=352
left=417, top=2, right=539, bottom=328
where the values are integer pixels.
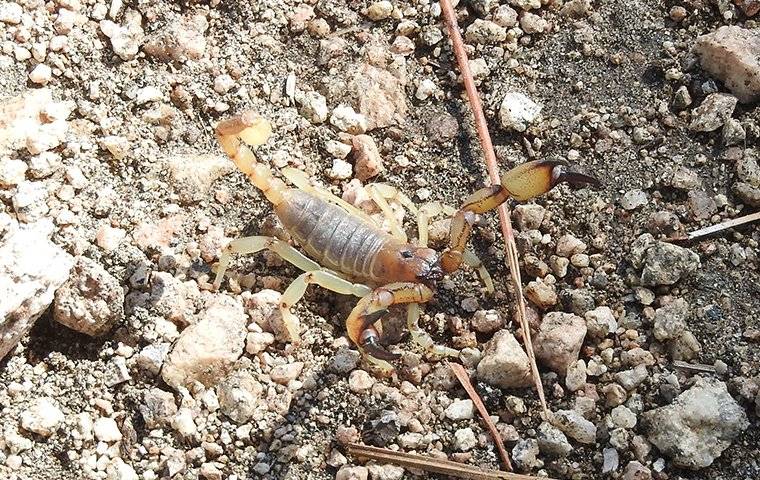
left=276, top=188, right=436, bottom=285
left=212, top=111, right=597, bottom=372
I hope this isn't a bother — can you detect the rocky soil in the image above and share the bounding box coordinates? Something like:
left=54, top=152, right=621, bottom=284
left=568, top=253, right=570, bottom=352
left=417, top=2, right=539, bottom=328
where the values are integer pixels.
left=1, top=0, right=759, bottom=479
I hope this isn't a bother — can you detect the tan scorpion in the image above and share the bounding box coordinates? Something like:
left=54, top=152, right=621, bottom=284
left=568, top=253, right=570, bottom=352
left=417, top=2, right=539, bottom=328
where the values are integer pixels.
left=213, top=111, right=597, bottom=372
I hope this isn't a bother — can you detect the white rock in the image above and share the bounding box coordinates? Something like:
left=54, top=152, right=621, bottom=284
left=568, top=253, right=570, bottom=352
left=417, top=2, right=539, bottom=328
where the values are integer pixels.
left=585, top=306, right=618, bottom=340
left=330, top=105, right=368, bottom=134
left=689, top=93, right=737, bottom=132
left=415, top=79, right=437, bottom=100
left=695, top=26, right=760, bottom=104
left=328, top=159, right=353, bottom=180
left=105, top=458, right=139, bottom=480
left=550, top=409, right=597, bottom=444
left=0, top=2, right=23, bottom=24
left=171, top=408, right=197, bottom=437
left=565, top=359, right=587, bottom=392
left=0, top=89, right=70, bottom=157
left=20, top=397, right=64, bottom=436
left=100, top=12, right=145, bottom=61
left=270, top=362, right=304, bottom=385
left=465, top=19, right=506, bottom=44
left=348, top=369, right=375, bottom=393
left=135, top=86, right=162, bottom=104
left=1, top=220, right=74, bottom=359
left=0, top=159, right=28, bottom=187
left=453, top=428, right=478, bottom=451
left=29, top=64, right=53, bottom=85
left=366, top=1, right=393, bottom=21
left=477, top=330, right=532, bottom=388
left=642, top=377, right=749, bottom=469
left=325, top=140, right=352, bottom=159
left=296, top=90, right=329, bottom=124
left=93, top=417, right=122, bottom=442
left=499, top=92, right=541, bottom=132
left=444, top=399, right=475, bottom=420
left=161, top=296, right=247, bottom=389
left=213, top=74, right=235, bottom=95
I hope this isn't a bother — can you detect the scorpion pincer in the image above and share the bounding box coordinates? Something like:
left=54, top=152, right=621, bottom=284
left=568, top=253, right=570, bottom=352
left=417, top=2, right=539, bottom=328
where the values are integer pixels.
left=212, top=111, right=599, bottom=372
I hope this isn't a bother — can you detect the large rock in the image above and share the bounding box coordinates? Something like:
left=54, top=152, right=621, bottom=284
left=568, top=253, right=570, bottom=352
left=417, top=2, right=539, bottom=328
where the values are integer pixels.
left=694, top=26, right=760, bottom=104
left=688, top=93, right=737, bottom=132
left=161, top=296, right=247, bottom=389
left=217, top=369, right=263, bottom=423
left=0, top=88, right=71, bottom=156
left=476, top=330, right=532, bottom=388
left=631, top=234, right=700, bottom=286
left=533, top=312, right=587, bottom=374
left=347, top=63, right=407, bottom=130
left=641, top=377, right=749, bottom=469
left=53, top=256, right=125, bottom=337
left=1, top=220, right=73, bottom=359
left=168, top=154, right=233, bottom=204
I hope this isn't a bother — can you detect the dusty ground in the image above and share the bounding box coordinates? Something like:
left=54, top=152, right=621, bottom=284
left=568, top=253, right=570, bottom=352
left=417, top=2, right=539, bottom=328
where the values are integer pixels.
left=0, top=0, right=758, bottom=479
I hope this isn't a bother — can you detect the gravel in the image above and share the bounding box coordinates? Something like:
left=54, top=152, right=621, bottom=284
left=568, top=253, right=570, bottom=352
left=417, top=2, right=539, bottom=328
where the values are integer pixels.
left=0, top=1, right=758, bottom=479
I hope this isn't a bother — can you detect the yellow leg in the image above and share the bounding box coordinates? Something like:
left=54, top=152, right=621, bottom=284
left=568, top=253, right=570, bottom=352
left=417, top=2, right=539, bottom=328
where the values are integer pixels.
left=213, top=236, right=321, bottom=289
left=366, top=183, right=416, bottom=242
left=280, top=270, right=371, bottom=342
left=346, top=282, right=434, bottom=373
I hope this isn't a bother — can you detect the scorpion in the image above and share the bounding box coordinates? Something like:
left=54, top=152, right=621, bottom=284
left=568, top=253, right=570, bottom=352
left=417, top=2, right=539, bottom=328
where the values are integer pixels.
left=213, top=111, right=597, bottom=372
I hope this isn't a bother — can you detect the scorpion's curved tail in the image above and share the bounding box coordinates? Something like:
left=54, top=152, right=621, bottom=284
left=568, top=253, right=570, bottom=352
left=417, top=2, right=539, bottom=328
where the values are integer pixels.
left=215, top=111, right=287, bottom=206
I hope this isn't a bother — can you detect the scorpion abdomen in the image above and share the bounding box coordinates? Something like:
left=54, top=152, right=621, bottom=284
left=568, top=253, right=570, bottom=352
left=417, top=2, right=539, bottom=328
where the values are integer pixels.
left=275, top=189, right=391, bottom=283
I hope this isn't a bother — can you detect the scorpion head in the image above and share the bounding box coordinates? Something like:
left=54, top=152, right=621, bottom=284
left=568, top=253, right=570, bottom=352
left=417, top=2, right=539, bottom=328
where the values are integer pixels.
left=396, top=246, right=443, bottom=286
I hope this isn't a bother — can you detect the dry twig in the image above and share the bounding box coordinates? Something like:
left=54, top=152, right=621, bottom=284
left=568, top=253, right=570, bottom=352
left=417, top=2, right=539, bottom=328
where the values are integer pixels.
left=450, top=363, right=512, bottom=471
left=672, top=360, right=717, bottom=373
left=439, top=0, right=548, bottom=415
left=666, top=211, right=760, bottom=243
left=348, top=444, right=552, bottom=480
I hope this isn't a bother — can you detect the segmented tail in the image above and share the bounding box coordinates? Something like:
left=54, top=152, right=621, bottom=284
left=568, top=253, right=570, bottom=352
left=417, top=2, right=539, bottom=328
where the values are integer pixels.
left=215, top=111, right=286, bottom=205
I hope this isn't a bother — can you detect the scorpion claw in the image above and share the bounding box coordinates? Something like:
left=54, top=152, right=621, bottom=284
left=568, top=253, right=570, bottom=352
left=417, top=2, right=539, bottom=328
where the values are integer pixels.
left=551, top=165, right=602, bottom=190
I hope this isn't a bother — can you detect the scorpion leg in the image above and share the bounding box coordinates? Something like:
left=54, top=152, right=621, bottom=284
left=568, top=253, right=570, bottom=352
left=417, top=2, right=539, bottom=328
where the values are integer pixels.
left=366, top=183, right=416, bottom=242
left=280, top=270, right=371, bottom=342
left=418, top=202, right=494, bottom=292
left=346, top=282, right=434, bottom=373
left=213, top=236, right=322, bottom=289
left=405, top=303, right=459, bottom=360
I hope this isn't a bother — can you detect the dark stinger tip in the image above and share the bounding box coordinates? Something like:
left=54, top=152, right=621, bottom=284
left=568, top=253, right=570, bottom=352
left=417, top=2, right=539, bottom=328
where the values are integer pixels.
left=363, top=339, right=402, bottom=362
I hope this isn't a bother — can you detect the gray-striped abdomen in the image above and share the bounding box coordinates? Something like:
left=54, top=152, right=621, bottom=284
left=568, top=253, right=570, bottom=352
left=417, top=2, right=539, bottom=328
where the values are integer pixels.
left=275, top=189, right=391, bottom=281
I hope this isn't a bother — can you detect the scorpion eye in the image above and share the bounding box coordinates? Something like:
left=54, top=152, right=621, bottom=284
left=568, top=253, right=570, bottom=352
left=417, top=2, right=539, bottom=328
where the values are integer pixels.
left=400, top=250, right=413, bottom=259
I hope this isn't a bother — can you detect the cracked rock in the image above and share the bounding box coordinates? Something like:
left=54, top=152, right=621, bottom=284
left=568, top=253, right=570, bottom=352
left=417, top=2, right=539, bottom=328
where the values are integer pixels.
left=642, top=377, right=748, bottom=469
left=53, top=256, right=125, bottom=337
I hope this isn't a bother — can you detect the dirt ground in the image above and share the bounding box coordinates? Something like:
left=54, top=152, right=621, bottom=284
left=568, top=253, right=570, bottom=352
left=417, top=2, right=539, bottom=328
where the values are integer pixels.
left=1, top=0, right=758, bottom=479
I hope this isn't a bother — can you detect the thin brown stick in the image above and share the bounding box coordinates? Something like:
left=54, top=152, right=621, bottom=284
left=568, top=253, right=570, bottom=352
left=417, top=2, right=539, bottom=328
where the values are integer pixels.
left=439, top=0, right=548, bottom=416
left=666, top=211, right=760, bottom=243
left=450, top=363, right=513, bottom=471
left=348, top=444, right=552, bottom=480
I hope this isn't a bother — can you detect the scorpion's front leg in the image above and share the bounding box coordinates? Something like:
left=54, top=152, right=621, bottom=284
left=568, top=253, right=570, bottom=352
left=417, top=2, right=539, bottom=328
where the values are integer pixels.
left=346, top=282, right=434, bottom=373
